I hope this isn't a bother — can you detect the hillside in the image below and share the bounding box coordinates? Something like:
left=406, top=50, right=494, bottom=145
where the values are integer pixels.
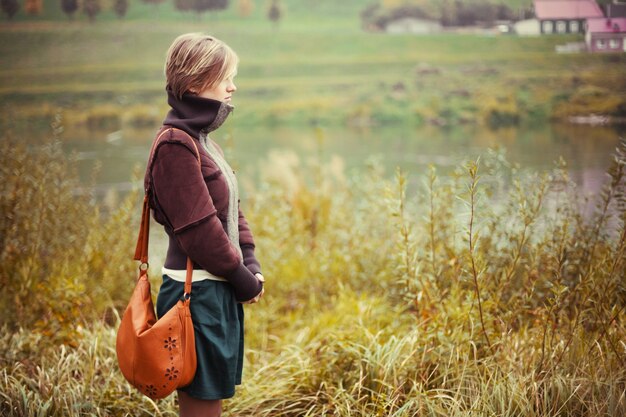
left=4, top=0, right=535, bottom=23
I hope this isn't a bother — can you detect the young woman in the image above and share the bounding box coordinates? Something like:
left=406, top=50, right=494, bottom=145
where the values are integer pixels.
left=147, top=33, right=265, bottom=417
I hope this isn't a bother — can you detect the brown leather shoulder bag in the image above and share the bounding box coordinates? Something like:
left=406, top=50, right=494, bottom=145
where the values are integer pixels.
left=116, top=128, right=200, bottom=400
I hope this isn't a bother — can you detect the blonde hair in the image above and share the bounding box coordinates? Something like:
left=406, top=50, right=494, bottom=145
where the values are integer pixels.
left=165, top=33, right=239, bottom=99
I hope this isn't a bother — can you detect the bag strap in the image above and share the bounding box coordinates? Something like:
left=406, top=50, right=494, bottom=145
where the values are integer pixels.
left=133, top=127, right=202, bottom=299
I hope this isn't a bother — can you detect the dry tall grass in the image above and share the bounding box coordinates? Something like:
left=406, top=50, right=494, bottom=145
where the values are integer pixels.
left=1, top=135, right=624, bottom=416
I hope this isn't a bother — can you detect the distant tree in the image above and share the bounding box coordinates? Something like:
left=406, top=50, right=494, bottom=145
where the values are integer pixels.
left=142, top=0, right=165, bottom=8
left=1, top=0, right=19, bottom=20
left=364, top=0, right=519, bottom=30
left=495, top=4, right=515, bottom=20
left=174, top=0, right=192, bottom=12
left=238, top=0, right=253, bottom=17
left=472, top=2, right=496, bottom=26
left=360, top=2, right=431, bottom=31
left=439, top=0, right=457, bottom=27
left=61, top=0, right=78, bottom=19
left=83, top=0, right=101, bottom=22
left=24, top=0, right=42, bottom=15
left=114, top=0, right=128, bottom=18
left=360, top=2, right=379, bottom=27
left=450, top=0, right=505, bottom=26
left=268, top=0, right=281, bottom=27
left=191, top=0, right=228, bottom=17
left=454, top=0, right=474, bottom=26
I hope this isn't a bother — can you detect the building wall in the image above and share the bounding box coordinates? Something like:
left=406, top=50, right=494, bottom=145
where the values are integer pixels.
left=515, top=19, right=541, bottom=36
left=540, top=19, right=585, bottom=34
left=587, top=33, right=626, bottom=52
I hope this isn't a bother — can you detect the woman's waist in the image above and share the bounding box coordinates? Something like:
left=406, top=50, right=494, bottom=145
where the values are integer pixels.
left=162, top=267, right=227, bottom=283
left=163, top=237, right=228, bottom=282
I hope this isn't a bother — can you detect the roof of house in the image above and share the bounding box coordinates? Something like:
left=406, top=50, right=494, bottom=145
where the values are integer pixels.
left=534, top=0, right=604, bottom=20
left=586, top=17, right=626, bottom=33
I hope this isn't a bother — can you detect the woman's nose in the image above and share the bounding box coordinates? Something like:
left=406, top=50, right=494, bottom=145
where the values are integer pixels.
left=228, top=82, right=237, bottom=93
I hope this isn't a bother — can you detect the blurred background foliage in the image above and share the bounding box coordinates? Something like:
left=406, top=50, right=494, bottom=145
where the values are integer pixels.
left=1, top=0, right=625, bottom=132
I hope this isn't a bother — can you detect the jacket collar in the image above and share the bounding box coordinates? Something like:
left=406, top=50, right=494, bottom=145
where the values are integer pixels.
left=163, top=88, right=234, bottom=138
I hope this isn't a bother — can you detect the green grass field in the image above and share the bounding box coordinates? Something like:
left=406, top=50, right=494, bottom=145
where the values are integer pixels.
left=1, top=0, right=625, bottom=131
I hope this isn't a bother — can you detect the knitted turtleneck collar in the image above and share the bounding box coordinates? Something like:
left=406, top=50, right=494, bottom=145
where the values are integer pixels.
left=163, top=88, right=234, bottom=138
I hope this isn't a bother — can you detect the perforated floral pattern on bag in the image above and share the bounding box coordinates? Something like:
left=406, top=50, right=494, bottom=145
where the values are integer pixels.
left=116, top=272, right=197, bottom=400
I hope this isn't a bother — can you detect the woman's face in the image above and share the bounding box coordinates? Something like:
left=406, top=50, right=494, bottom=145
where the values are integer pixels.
left=194, top=72, right=237, bottom=103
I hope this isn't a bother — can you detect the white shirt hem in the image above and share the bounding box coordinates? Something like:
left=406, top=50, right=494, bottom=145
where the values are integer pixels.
left=162, top=267, right=228, bottom=283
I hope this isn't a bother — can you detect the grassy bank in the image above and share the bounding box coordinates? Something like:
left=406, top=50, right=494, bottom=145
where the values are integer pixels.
left=1, top=15, right=625, bottom=132
left=1, top=129, right=625, bottom=415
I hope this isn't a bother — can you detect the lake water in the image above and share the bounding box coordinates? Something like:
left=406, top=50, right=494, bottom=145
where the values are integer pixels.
left=51, top=121, right=624, bottom=200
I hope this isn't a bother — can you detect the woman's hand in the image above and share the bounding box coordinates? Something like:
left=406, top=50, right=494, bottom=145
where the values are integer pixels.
left=242, top=273, right=265, bottom=304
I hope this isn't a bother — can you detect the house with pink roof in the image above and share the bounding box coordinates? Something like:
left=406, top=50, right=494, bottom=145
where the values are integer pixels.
left=585, top=17, right=626, bottom=52
left=534, top=0, right=604, bottom=34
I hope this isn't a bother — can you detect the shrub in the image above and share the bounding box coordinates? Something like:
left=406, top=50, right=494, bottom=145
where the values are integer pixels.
left=1, top=0, right=19, bottom=20
left=1, top=131, right=624, bottom=415
left=479, top=94, right=521, bottom=128
left=84, top=105, right=122, bottom=130
left=61, top=0, right=78, bottom=20
left=123, top=105, right=161, bottom=128
left=360, top=2, right=432, bottom=31
left=552, top=85, right=626, bottom=121
left=83, top=0, right=101, bottom=22
left=0, top=131, right=138, bottom=344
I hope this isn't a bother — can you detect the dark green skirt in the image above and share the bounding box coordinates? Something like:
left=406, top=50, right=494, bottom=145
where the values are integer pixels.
left=156, top=275, right=244, bottom=400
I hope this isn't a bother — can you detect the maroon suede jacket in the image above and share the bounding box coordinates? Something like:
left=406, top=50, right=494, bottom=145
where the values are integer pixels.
left=144, top=90, right=263, bottom=302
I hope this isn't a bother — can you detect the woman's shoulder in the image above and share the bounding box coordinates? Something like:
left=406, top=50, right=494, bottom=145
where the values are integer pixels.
left=153, top=126, right=202, bottom=158
left=154, top=127, right=227, bottom=167
left=149, top=127, right=220, bottom=178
